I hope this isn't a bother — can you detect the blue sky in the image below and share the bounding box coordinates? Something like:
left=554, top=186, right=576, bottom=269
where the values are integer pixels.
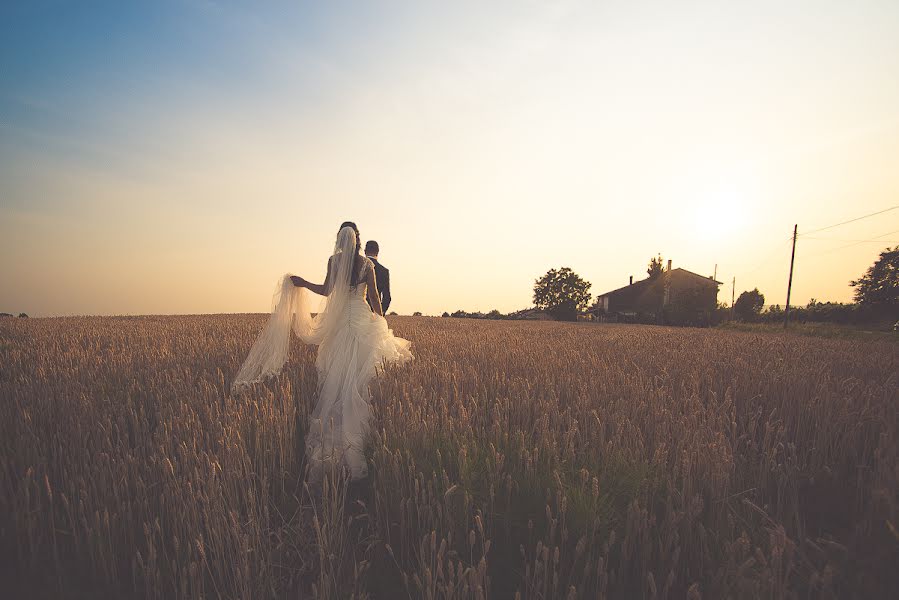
left=3, top=2, right=327, bottom=176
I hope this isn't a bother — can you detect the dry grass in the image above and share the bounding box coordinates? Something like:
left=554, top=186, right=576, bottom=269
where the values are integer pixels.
left=1, top=315, right=896, bottom=599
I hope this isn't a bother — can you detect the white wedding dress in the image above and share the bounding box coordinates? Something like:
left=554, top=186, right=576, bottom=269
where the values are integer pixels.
left=231, top=226, right=413, bottom=480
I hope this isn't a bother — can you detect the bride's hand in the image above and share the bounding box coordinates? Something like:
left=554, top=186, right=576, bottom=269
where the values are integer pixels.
left=290, top=275, right=306, bottom=288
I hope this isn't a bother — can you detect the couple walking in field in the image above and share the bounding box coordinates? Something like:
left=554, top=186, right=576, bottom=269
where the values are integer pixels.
left=232, top=222, right=411, bottom=480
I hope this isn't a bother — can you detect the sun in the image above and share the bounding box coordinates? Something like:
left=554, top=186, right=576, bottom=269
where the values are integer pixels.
left=675, top=170, right=759, bottom=244
left=691, top=188, right=749, bottom=241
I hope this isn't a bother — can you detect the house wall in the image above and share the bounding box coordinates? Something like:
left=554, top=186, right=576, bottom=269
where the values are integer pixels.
left=600, top=271, right=719, bottom=317
left=667, top=271, right=719, bottom=308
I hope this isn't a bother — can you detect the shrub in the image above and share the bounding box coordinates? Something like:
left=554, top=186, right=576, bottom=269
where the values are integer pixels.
left=734, top=289, right=765, bottom=322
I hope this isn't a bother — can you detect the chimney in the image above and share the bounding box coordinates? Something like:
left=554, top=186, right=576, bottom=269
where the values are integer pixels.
left=629, top=275, right=633, bottom=285
left=667, top=259, right=672, bottom=272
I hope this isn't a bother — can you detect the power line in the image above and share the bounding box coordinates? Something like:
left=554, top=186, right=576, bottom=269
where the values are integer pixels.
left=801, top=236, right=899, bottom=243
left=799, top=205, right=899, bottom=236
left=728, top=208, right=897, bottom=319
left=742, top=236, right=794, bottom=276
left=801, top=229, right=899, bottom=259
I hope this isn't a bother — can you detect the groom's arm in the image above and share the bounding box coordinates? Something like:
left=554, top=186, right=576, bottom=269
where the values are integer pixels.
left=365, top=267, right=384, bottom=316
left=381, top=268, right=391, bottom=312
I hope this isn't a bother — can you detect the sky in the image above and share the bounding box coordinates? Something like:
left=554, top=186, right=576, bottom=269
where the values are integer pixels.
left=2, top=0, right=898, bottom=317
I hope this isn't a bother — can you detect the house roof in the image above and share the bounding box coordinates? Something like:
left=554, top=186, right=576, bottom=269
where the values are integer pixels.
left=674, top=268, right=723, bottom=286
left=597, top=275, right=655, bottom=298
left=597, top=268, right=722, bottom=298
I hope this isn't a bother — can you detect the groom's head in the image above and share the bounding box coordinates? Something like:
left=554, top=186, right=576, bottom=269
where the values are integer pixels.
left=365, top=240, right=379, bottom=258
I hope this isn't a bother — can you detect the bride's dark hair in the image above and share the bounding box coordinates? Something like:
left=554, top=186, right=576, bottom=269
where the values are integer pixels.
left=339, top=221, right=362, bottom=286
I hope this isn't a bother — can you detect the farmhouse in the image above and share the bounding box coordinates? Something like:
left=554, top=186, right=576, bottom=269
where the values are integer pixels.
left=594, top=260, right=721, bottom=324
left=508, top=308, right=554, bottom=321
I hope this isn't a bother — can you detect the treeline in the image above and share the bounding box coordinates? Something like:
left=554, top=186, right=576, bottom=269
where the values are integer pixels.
left=442, top=309, right=510, bottom=320
left=728, top=288, right=895, bottom=328
left=752, top=300, right=893, bottom=326
left=727, top=246, right=898, bottom=329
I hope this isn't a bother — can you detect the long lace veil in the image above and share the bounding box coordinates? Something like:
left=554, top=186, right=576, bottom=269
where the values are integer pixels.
left=231, top=226, right=359, bottom=392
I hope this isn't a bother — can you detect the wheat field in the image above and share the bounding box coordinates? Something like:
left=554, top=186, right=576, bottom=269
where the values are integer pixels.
left=0, top=315, right=896, bottom=599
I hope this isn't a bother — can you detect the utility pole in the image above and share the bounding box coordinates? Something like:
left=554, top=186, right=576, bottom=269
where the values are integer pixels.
left=784, top=224, right=798, bottom=328
left=731, top=277, right=735, bottom=320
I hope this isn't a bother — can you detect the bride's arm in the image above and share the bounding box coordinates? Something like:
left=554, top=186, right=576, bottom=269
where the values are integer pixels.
left=365, top=264, right=384, bottom=316
left=292, top=258, right=334, bottom=296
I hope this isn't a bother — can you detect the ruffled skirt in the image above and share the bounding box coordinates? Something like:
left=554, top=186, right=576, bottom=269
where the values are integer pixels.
left=305, top=296, right=412, bottom=480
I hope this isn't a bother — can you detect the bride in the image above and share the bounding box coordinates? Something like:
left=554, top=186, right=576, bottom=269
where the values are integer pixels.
left=231, top=222, right=413, bottom=480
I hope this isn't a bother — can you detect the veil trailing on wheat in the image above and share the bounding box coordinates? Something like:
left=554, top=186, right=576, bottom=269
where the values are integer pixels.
left=231, top=226, right=359, bottom=392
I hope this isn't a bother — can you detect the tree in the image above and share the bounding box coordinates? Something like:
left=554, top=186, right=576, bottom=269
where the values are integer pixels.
left=487, top=309, right=502, bottom=319
left=412, top=311, right=423, bottom=317
left=851, top=246, right=898, bottom=313
left=442, top=312, right=450, bottom=317
left=647, top=254, right=665, bottom=279
left=734, top=289, right=765, bottom=322
left=533, top=267, right=592, bottom=321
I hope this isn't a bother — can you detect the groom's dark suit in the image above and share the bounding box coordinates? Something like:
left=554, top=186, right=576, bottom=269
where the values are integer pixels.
left=367, top=257, right=391, bottom=312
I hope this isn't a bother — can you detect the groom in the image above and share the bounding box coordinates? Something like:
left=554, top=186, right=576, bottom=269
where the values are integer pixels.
left=365, top=240, right=391, bottom=313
